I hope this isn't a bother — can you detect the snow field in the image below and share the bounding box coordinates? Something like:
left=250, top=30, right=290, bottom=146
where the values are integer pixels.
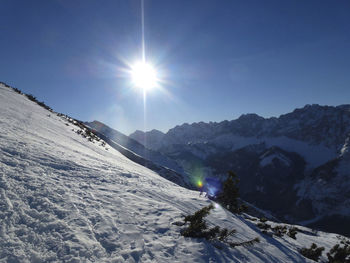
left=0, top=84, right=348, bottom=262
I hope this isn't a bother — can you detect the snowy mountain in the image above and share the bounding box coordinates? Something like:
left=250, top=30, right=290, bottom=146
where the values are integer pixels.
left=129, top=105, right=350, bottom=237
left=131, top=105, right=350, bottom=165
left=130, top=129, right=165, bottom=150
left=85, top=121, right=182, bottom=174
left=85, top=121, right=189, bottom=187
left=2, top=82, right=350, bottom=262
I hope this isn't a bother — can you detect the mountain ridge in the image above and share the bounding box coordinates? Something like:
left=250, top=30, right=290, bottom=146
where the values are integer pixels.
left=131, top=103, right=350, bottom=151
left=128, top=103, right=350, bottom=236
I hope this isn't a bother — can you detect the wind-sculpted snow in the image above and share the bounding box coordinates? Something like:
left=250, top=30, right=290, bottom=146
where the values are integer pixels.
left=0, top=83, right=348, bottom=262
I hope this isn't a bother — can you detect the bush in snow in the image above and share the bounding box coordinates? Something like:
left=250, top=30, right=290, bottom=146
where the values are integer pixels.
left=181, top=204, right=220, bottom=239
left=257, top=222, right=271, bottom=230
left=299, top=243, right=324, bottom=262
left=257, top=221, right=299, bottom=239
left=26, top=94, right=37, bottom=102
left=327, top=241, right=350, bottom=263
left=287, top=227, right=298, bottom=239
left=36, top=101, right=52, bottom=111
left=177, top=204, right=259, bottom=249
left=25, top=94, right=53, bottom=111
left=272, top=225, right=287, bottom=237
left=13, top=87, right=22, bottom=94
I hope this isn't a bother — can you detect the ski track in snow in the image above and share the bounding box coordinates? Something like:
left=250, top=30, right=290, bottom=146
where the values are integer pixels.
left=0, top=84, right=348, bottom=262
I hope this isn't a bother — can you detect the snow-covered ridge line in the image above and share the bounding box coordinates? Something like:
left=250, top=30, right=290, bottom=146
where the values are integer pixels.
left=0, top=82, right=187, bottom=188
left=90, top=128, right=191, bottom=188
left=131, top=103, right=350, bottom=158
left=86, top=121, right=186, bottom=177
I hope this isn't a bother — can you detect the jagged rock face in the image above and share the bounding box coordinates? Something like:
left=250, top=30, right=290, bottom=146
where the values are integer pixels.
left=129, top=104, right=350, bottom=236
left=157, top=104, right=350, bottom=151
left=129, top=129, right=165, bottom=150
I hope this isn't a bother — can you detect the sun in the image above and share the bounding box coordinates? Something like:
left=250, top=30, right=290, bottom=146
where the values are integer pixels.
left=131, top=62, right=158, bottom=91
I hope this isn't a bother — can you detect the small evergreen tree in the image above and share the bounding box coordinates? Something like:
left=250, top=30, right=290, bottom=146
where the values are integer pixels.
left=26, top=94, right=37, bottom=102
left=182, top=204, right=215, bottom=238
left=178, top=204, right=259, bottom=248
left=217, top=171, right=245, bottom=213
left=299, top=243, right=324, bottom=262
left=287, top=227, right=298, bottom=239
left=272, top=225, right=287, bottom=237
left=327, top=243, right=350, bottom=263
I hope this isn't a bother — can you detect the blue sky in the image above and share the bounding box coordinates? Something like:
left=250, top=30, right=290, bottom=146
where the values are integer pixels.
left=1, top=0, right=349, bottom=134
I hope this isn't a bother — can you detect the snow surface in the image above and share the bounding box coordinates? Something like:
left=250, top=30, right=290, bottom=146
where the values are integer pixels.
left=259, top=153, right=291, bottom=167
left=188, top=133, right=337, bottom=169
left=0, top=84, right=348, bottom=262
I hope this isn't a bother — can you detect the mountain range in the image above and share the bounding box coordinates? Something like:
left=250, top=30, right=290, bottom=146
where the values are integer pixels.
left=126, top=104, right=350, bottom=236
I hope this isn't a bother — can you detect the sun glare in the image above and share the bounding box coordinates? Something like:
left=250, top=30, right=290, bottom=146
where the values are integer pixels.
left=131, top=62, right=157, bottom=91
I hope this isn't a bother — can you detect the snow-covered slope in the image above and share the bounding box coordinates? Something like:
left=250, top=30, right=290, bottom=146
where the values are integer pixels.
left=0, top=83, right=348, bottom=262
left=85, top=121, right=184, bottom=176
left=85, top=124, right=191, bottom=189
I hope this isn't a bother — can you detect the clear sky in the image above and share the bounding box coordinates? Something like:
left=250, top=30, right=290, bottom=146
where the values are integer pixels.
left=1, top=0, right=349, bottom=135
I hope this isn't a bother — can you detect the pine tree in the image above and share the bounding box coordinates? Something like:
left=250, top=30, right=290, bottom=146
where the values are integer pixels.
left=178, top=204, right=259, bottom=248
left=217, top=171, right=241, bottom=213
left=182, top=204, right=214, bottom=238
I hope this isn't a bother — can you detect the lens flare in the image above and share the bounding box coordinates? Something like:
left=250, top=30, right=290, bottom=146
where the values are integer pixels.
left=197, top=180, right=203, bottom=188
left=205, top=177, right=222, bottom=197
